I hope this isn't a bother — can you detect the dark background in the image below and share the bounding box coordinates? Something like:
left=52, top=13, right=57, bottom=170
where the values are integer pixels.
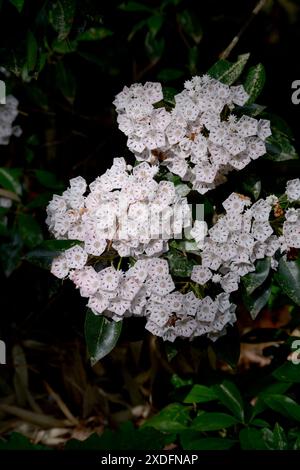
left=0, top=0, right=300, bottom=445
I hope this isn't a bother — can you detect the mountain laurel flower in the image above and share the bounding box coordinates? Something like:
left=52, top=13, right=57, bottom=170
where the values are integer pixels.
left=45, top=73, right=300, bottom=343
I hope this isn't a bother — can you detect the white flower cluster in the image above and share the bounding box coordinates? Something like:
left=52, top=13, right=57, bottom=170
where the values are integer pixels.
left=190, top=192, right=281, bottom=294
left=46, top=74, right=299, bottom=344
left=52, top=251, right=236, bottom=341
left=46, top=157, right=191, bottom=261
left=0, top=95, right=22, bottom=145
left=190, top=183, right=300, bottom=297
left=114, top=76, right=271, bottom=194
left=281, top=179, right=300, bottom=249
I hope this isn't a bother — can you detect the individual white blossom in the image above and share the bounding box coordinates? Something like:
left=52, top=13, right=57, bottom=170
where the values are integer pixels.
left=286, top=178, right=300, bottom=202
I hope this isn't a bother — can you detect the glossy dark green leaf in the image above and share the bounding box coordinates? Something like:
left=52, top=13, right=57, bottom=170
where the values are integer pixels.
left=142, top=403, right=190, bottom=432
left=244, top=63, right=266, bottom=104
left=0, top=234, right=23, bottom=276
left=180, top=431, right=236, bottom=450
left=192, top=412, right=238, bottom=431
left=0, top=432, right=48, bottom=450
left=262, top=394, right=300, bottom=421
left=52, top=38, right=77, bottom=53
left=119, top=1, right=154, bottom=13
left=0, top=168, right=22, bottom=195
left=166, top=249, right=196, bottom=277
left=242, top=258, right=271, bottom=295
left=147, top=15, right=163, bottom=36
left=49, top=0, right=75, bottom=41
left=266, top=128, right=298, bottom=161
left=162, top=86, right=176, bottom=105
left=184, top=384, right=217, bottom=404
left=157, top=68, right=184, bottom=82
left=273, top=361, right=300, bottom=383
left=85, top=310, right=122, bottom=366
left=77, top=27, right=113, bottom=41
left=9, top=0, right=24, bottom=12
left=243, top=284, right=271, bottom=319
left=171, top=374, right=193, bottom=389
left=177, top=10, right=203, bottom=44
left=66, top=422, right=165, bottom=450
left=274, top=256, right=300, bottom=306
left=208, top=53, right=250, bottom=85
left=17, top=213, right=43, bottom=249
left=239, top=428, right=269, bottom=450
left=25, top=240, right=80, bottom=269
left=145, top=32, right=165, bottom=60
left=262, top=423, right=288, bottom=450
left=34, top=170, right=63, bottom=190
left=188, top=45, right=198, bottom=75
left=213, top=380, right=244, bottom=422
left=26, top=31, right=38, bottom=72
left=242, top=176, right=261, bottom=200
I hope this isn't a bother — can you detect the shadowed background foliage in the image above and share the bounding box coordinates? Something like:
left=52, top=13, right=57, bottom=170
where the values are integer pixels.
left=0, top=0, right=300, bottom=450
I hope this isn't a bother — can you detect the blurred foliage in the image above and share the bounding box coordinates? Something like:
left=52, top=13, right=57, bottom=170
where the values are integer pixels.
left=0, top=0, right=300, bottom=452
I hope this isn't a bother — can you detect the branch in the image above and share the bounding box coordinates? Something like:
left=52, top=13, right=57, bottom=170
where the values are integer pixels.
left=220, top=0, right=268, bottom=60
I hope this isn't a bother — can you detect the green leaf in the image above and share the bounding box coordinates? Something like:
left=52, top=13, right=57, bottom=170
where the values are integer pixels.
left=171, top=374, right=193, bottom=389
left=0, top=168, right=22, bottom=195
left=184, top=384, right=217, bottom=404
left=208, top=53, right=250, bottom=85
left=274, top=256, right=300, bottom=306
left=142, top=403, right=190, bottom=432
left=52, top=39, right=77, bottom=53
left=17, top=213, right=43, bottom=249
left=66, top=422, right=165, bottom=450
left=145, top=32, right=165, bottom=61
left=147, top=15, right=163, bottom=36
left=251, top=418, right=271, bottom=428
left=162, top=86, right=176, bottom=105
left=266, top=128, right=298, bottom=161
left=188, top=45, right=198, bottom=75
left=177, top=10, right=203, bottom=44
left=26, top=30, right=38, bottom=72
left=213, top=380, right=245, bottom=422
left=243, top=284, right=271, bottom=320
left=239, top=428, right=269, bottom=450
left=55, top=61, right=76, bottom=104
left=25, top=240, right=79, bottom=269
left=263, top=423, right=288, bottom=450
left=9, top=0, right=24, bottom=12
left=262, top=394, right=300, bottom=422
left=242, top=176, right=261, bottom=200
left=49, top=0, right=75, bottom=41
left=128, top=19, right=148, bottom=41
left=0, top=432, right=48, bottom=450
left=85, top=310, right=122, bottom=366
left=157, top=68, right=184, bottom=82
left=0, top=234, right=23, bottom=276
left=251, top=382, right=293, bottom=419
left=166, top=249, right=196, bottom=277
left=119, top=2, right=154, bottom=13
left=180, top=431, right=236, bottom=450
left=34, top=170, right=63, bottom=190
left=273, top=361, right=300, bottom=383
left=77, top=27, right=113, bottom=41
left=242, top=258, right=271, bottom=295
left=244, top=63, right=266, bottom=104
left=192, top=412, right=238, bottom=431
